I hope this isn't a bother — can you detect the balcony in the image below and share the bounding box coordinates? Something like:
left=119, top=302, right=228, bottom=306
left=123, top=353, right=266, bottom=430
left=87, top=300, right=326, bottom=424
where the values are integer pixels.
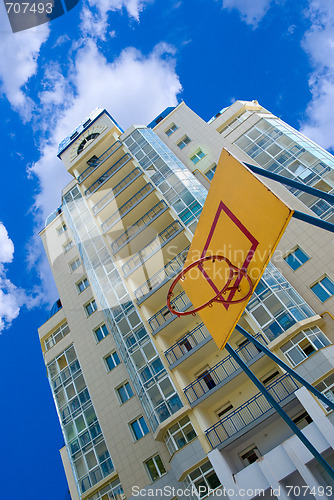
left=101, top=183, right=154, bottom=232
left=164, top=323, right=211, bottom=366
left=92, top=167, right=142, bottom=215
left=148, top=291, right=191, bottom=335
left=183, top=334, right=268, bottom=405
left=78, top=140, right=122, bottom=184
left=85, top=153, right=131, bottom=197
left=110, top=200, right=169, bottom=254
left=205, top=373, right=299, bottom=449
left=122, top=222, right=185, bottom=277
left=133, top=246, right=189, bottom=304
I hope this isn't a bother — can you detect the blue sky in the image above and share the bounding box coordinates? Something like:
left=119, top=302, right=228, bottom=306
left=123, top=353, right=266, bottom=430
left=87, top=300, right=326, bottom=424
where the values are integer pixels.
left=0, top=0, right=334, bottom=498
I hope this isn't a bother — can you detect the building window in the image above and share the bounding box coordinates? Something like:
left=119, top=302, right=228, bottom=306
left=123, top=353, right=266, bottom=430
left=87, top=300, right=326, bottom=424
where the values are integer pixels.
left=280, top=326, right=330, bottom=366
left=196, top=368, right=216, bottom=390
left=63, top=240, right=74, bottom=253
left=145, top=455, right=166, bottom=482
left=84, top=299, right=97, bottom=316
left=77, top=277, right=89, bottom=293
left=93, top=324, right=109, bottom=342
left=310, top=276, right=334, bottom=302
left=292, top=411, right=312, bottom=430
left=284, top=246, right=309, bottom=270
left=184, top=460, right=221, bottom=498
left=129, top=416, right=149, bottom=441
left=44, top=322, right=70, bottom=351
left=87, top=478, right=124, bottom=500
left=177, top=135, right=191, bottom=149
left=70, top=257, right=81, bottom=272
left=87, top=154, right=98, bottom=166
left=164, top=416, right=197, bottom=455
left=57, top=223, right=67, bottom=235
left=314, top=373, right=334, bottom=412
left=165, top=124, right=178, bottom=136
left=205, top=164, right=217, bottom=181
left=261, top=370, right=280, bottom=387
left=190, top=149, right=206, bottom=165
left=105, top=352, right=121, bottom=371
left=239, top=445, right=261, bottom=466
left=216, top=402, right=233, bottom=419
left=116, top=382, right=134, bottom=404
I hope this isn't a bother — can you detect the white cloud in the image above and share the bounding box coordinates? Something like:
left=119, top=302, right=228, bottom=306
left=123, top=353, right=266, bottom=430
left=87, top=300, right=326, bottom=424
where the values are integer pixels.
left=81, top=0, right=153, bottom=39
left=0, top=224, right=14, bottom=264
left=300, top=0, right=334, bottom=150
left=27, top=40, right=181, bottom=303
left=30, top=40, right=181, bottom=221
left=0, top=1, right=49, bottom=117
left=88, top=0, right=152, bottom=20
left=0, top=223, right=25, bottom=332
left=221, top=0, right=273, bottom=27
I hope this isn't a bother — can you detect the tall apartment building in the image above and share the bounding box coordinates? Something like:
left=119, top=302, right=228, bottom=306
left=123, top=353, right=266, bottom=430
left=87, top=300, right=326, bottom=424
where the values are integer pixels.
left=38, top=100, right=334, bottom=500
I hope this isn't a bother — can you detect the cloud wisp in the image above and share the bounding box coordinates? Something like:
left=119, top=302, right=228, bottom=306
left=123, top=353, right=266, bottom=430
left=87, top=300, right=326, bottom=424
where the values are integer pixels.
left=221, top=0, right=274, bottom=27
left=0, top=1, right=49, bottom=118
left=300, top=0, right=334, bottom=150
left=26, top=40, right=182, bottom=303
left=0, top=223, right=42, bottom=332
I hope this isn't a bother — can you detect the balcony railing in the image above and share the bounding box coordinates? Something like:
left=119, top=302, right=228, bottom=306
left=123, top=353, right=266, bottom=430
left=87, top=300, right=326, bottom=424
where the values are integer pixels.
left=148, top=291, right=191, bottom=334
left=122, top=221, right=184, bottom=277
left=205, top=373, right=299, bottom=449
left=85, top=153, right=131, bottom=197
left=164, top=323, right=211, bottom=366
left=78, top=140, right=122, bottom=184
left=101, top=183, right=154, bottom=232
left=92, top=167, right=142, bottom=215
left=134, top=246, right=190, bottom=303
left=184, top=334, right=268, bottom=405
left=110, top=200, right=168, bottom=254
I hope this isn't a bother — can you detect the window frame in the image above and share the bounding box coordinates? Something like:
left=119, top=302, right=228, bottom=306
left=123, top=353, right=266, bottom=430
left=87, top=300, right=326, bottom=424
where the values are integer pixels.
left=76, top=277, right=89, bottom=293
left=84, top=299, right=97, bottom=317
left=280, top=326, right=331, bottom=367
left=177, top=135, right=191, bottom=150
left=239, top=444, right=261, bottom=466
left=57, top=223, right=67, bottom=235
left=104, top=351, right=121, bottom=372
left=93, top=323, right=109, bottom=343
left=190, top=149, right=206, bottom=165
left=314, top=372, right=334, bottom=412
left=63, top=239, right=74, bottom=254
left=184, top=460, right=221, bottom=499
left=69, top=257, right=81, bottom=272
left=283, top=246, right=309, bottom=270
left=129, top=416, right=150, bottom=441
left=116, top=381, right=134, bottom=404
left=164, top=415, right=197, bottom=455
left=216, top=402, right=233, bottom=419
left=144, top=454, right=166, bottom=482
left=205, top=163, right=217, bottom=181
left=165, top=123, right=178, bottom=137
left=44, top=322, right=70, bottom=351
left=310, top=275, right=334, bottom=302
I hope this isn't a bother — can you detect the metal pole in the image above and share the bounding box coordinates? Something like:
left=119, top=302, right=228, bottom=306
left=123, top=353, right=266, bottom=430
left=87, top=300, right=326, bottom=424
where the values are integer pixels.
left=244, top=163, right=334, bottom=204
left=292, top=210, right=334, bottom=234
left=225, top=342, right=334, bottom=480
left=235, top=324, right=334, bottom=412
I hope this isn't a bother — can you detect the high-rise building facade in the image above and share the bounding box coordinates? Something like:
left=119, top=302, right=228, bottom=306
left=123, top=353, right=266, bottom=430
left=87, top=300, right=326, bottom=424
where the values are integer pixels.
left=38, top=101, right=334, bottom=500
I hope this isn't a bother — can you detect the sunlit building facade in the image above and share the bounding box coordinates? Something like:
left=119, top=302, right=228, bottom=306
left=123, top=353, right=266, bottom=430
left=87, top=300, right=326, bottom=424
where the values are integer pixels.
left=38, top=101, right=334, bottom=500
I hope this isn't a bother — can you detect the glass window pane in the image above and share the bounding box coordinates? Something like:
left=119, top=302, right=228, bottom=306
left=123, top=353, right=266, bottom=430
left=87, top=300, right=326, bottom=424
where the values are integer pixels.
left=139, top=416, right=149, bottom=435
left=311, top=282, right=330, bottom=302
